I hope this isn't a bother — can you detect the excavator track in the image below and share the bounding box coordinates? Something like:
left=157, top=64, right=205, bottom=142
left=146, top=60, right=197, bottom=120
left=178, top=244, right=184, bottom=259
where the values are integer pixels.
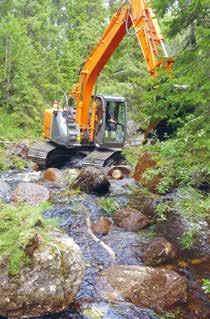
left=28, top=142, right=75, bottom=169
left=81, top=149, right=122, bottom=168
left=28, top=142, right=122, bottom=169
left=28, top=142, right=55, bottom=169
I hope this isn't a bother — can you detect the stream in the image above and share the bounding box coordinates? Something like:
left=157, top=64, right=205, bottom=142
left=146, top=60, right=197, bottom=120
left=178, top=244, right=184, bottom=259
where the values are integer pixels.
left=0, top=167, right=209, bottom=319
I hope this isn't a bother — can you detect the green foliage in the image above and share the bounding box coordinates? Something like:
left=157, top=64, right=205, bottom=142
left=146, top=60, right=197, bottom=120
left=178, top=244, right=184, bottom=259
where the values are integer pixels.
left=174, top=187, right=209, bottom=223
left=10, top=155, right=26, bottom=170
left=173, top=187, right=209, bottom=249
left=0, top=149, right=27, bottom=172
left=138, top=226, right=157, bottom=240
left=122, top=146, right=142, bottom=167
left=0, top=111, right=38, bottom=141
left=0, top=0, right=106, bottom=128
left=0, top=202, right=56, bottom=276
left=180, top=226, right=200, bottom=250
left=202, top=279, right=210, bottom=294
left=155, top=202, right=170, bottom=222
left=99, top=197, right=119, bottom=216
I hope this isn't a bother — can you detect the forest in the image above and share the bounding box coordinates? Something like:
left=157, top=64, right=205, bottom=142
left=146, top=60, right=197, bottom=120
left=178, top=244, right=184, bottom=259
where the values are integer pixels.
left=0, top=0, right=209, bottom=319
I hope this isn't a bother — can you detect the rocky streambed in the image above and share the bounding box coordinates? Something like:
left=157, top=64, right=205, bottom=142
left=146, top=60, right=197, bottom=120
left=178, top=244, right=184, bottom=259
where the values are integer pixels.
left=0, top=162, right=209, bottom=319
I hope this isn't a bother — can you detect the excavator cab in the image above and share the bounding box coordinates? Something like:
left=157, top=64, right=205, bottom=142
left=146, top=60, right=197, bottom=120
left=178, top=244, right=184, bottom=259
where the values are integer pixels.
left=94, top=95, right=127, bottom=148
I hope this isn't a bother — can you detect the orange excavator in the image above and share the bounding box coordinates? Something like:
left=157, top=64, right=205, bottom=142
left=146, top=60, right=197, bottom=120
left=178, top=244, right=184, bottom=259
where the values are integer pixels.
left=28, top=0, right=173, bottom=168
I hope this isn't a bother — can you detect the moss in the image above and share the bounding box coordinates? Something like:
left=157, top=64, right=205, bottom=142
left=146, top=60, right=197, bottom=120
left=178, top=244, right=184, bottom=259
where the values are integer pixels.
left=0, top=202, right=57, bottom=276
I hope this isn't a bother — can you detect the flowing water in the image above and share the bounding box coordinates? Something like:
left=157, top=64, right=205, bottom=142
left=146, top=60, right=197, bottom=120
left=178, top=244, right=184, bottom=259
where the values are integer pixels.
left=0, top=169, right=209, bottom=319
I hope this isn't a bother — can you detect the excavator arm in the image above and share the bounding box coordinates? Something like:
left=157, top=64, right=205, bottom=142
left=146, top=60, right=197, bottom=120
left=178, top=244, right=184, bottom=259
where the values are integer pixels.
left=72, top=0, right=173, bottom=141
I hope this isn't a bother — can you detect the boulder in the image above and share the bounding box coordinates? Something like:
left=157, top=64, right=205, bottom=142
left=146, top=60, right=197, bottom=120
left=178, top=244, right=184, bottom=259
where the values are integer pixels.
left=0, top=179, right=11, bottom=198
left=12, top=182, right=49, bottom=205
left=71, top=167, right=110, bottom=195
left=113, top=207, right=149, bottom=231
left=43, top=168, right=64, bottom=182
left=0, top=230, right=85, bottom=318
left=91, top=217, right=112, bottom=236
left=98, top=265, right=188, bottom=312
left=134, top=152, right=162, bottom=193
left=143, top=237, right=178, bottom=265
left=9, top=143, right=28, bottom=159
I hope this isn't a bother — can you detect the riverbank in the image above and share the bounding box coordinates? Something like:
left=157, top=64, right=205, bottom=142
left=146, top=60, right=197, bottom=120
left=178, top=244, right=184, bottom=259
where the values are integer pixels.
left=0, top=155, right=209, bottom=318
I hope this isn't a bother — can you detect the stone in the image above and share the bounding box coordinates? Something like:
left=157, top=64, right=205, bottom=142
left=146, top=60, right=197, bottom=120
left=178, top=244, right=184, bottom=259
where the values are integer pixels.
left=143, top=237, right=178, bottom=265
left=107, top=166, right=131, bottom=180
left=0, top=179, right=11, bottom=197
left=72, top=167, right=110, bottom=195
left=9, top=143, right=29, bottom=159
left=43, top=168, right=64, bottom=183
left=91, top=217, right=112, bottom=236
left=113, top=207, right=150, bottom=231
left=12, top=182, right=49, bottom=205
left=98, top=265, right=188, bottom=312
left=134, top=152, right=162, bottom=193
left=0, top=230, right=85, bottom=318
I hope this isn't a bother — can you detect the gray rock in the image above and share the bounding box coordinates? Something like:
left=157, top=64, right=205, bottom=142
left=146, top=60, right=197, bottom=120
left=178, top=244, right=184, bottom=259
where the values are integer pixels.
left=0, top=179, right=11, bottom=198
left=0, top=230, right=85, bottom=318
left=12, top=182, right=49, bottom=205
left=113, top=207, right=150, bottom=231
left=143, top=237, right=178, bottom=265
left=98, top=265, right=188, bottom=312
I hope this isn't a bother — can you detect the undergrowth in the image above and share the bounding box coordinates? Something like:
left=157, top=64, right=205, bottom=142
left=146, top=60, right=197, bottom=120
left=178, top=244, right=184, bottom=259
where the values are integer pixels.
left=0, top=202, right=58, bottom=276
left=99, top=197, right=119, bottom=216
left=0, top=147, right=27, bottom=171
left=0, top=111, right=39, bottom=172
left=0, top=111, right=38, bottom=142
left=124, top=117, right=209, bottom=250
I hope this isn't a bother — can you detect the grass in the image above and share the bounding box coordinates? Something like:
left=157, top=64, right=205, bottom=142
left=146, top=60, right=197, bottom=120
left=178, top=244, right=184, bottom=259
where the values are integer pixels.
left=155, top=202, right=171, bottom=222
left=0, top=202, right=58, bottom=276
left=179, top=227, right=200, bottom=250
